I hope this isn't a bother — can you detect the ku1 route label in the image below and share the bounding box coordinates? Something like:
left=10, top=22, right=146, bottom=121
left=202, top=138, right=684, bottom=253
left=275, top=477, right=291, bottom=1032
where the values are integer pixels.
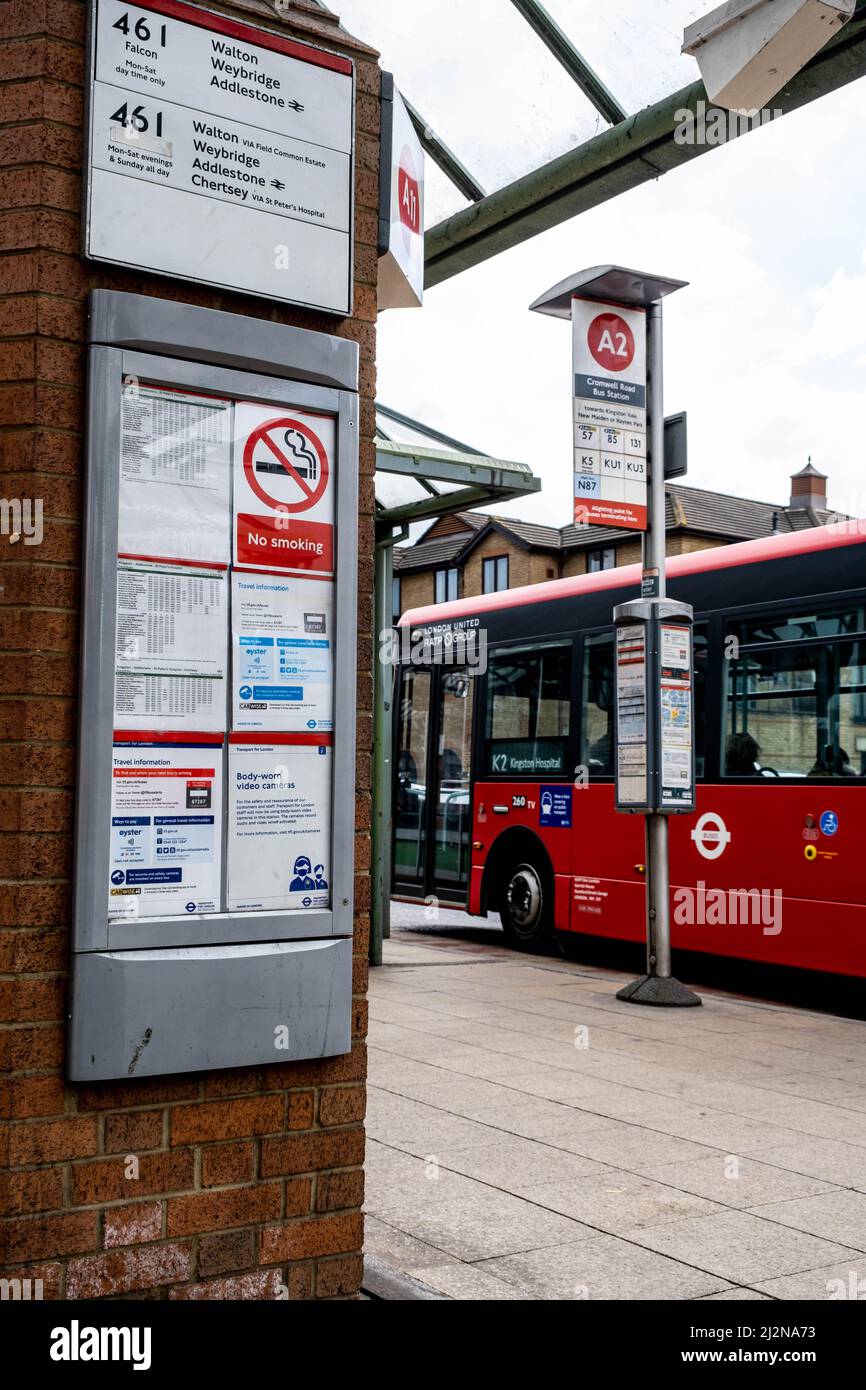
left=572, top=297, right=648, bottom=531
left=233, top=403, right=335, bottom=577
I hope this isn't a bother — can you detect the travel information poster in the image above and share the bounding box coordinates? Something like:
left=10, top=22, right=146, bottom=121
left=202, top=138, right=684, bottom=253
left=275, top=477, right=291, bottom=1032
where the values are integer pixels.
left=111, top=383, right=334, bottom=921
left=231, top=572, right=333, bottom=732
left=227, top=740, right=331, bottom=912
left=109, top=742, right=223, bottom=919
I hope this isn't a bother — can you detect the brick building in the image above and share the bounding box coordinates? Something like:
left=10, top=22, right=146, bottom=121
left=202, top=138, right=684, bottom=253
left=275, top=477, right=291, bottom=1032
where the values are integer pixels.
left=393, top=463, right=845, bottom=614
left=1, top=0, right=379, bottom=1301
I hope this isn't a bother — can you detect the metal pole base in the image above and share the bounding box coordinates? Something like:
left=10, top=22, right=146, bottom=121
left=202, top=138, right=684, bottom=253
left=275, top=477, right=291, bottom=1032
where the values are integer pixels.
left=616, top=974, right=702, bottom=1007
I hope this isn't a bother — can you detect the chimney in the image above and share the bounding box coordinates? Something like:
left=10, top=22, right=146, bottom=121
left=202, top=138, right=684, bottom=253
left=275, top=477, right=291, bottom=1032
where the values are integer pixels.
left=789, top=457, right=827, bottom=511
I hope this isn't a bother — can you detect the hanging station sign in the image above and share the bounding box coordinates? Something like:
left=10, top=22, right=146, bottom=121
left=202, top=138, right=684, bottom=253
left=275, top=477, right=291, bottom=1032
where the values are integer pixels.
left=571, top=297, right=648, bottom=531
left=377, top=74, right=425, bottom=310
left=84, top=0, right=354, bottom=313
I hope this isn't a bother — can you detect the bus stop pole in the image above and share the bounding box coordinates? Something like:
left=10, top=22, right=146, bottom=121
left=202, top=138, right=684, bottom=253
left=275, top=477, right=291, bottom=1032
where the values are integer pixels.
left=617, top=299, right=700, bottom=1006
left=370, top=529, right=395, bottom=966
left=646, top=301, right=672, bottom=983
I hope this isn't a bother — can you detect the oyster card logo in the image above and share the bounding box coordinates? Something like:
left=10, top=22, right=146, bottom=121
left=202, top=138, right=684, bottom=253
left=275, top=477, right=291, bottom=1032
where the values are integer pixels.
left=234, top=411, right=334, bottom=576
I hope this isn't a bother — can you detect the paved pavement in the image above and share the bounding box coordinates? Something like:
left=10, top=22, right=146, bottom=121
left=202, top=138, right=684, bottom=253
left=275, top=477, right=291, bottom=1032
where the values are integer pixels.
left=364, top=907, right=866, bottom=1300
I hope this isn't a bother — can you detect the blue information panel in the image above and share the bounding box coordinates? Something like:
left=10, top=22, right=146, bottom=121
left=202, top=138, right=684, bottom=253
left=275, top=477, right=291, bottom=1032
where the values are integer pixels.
left=539, top=785, right=572, bottom=828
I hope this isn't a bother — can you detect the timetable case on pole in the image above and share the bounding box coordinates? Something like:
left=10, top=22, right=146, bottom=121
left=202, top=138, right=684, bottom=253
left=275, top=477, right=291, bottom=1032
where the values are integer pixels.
left=69, top=292, right=359, bottom=1080
left=613, top=600, right=696, bottom=816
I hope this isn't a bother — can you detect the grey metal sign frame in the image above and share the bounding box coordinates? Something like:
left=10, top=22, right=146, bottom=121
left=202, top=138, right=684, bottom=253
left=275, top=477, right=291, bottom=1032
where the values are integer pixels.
left=68, top=291, right=358, bottom=1077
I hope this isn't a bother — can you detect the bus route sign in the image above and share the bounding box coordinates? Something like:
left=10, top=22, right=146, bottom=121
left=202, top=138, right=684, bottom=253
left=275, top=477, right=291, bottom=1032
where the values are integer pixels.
left=572, top=296, right=647, bottom=531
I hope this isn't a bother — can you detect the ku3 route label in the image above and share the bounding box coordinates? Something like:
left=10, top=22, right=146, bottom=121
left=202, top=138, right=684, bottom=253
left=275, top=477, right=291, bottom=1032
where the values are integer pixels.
left=86, top=0, right=354, bottom=312
left=572, top=297, right=648, bottom=530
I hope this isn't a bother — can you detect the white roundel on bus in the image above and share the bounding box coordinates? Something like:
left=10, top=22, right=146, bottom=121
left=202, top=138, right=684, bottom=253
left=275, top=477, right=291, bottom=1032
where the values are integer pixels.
left=690, top=811, right=731, bottom=860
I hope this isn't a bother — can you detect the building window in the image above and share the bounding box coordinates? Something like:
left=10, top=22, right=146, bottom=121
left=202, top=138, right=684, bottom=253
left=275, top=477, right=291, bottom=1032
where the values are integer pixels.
left=482, top=555, right=509, bottom=594
left=434, top=568, right=458, bottom=604
left=587, top=547, right=616, bottom=573
left=723, top=603, right=866, bottom=777
left=391, top=575, right=401, bottom=623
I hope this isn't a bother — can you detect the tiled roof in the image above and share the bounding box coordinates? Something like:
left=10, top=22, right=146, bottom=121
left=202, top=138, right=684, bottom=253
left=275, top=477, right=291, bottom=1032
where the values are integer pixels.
left=393, top=484, right=848, bottom=571
left=393, top=533, right=471, bottom=571
left=488, top=518, right=562, bottom=548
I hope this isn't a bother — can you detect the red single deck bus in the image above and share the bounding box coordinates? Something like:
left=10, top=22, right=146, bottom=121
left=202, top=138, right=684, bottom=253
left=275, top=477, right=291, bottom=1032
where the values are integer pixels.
left=393, top=525, right=866, bottom=978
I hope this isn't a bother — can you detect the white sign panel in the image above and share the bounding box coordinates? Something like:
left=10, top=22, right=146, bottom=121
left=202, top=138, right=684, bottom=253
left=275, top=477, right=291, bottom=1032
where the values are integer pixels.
left=615, top=624, right=648, bottom=806
left=232, top=400, right=335, bottom=578
left=227, top=739, right=331, bottom=911
left=378, top=84, right=424, bottom=310
left=118, top=383, right=231, bottom=567
left=114, top=561, right=227, bottom=732
left=86, top=0, right=354, bottom=313
left=109, top=740, right=223, bottom=918
left=659, top=622, right=693, bottom=808
left=232, top=572, right=333, bottom=732
left=572, top=297, right=647, bottom=531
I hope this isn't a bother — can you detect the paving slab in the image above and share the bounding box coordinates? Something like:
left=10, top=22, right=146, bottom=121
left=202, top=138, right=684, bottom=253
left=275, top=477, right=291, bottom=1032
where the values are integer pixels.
left=519, top=1171, right=724, bottom=1234
left=753, top=1255, right=866, bottom=1300
left=622, top=1209, right=856, bottom=1285
left=748, top=1189, right=866, bottom=1250
left=479, top=1234, right=732, bottom=1301
left=645, top=1153, right=838, bottom=1209
left=363, top=1215, right=459, bottom=1272
left=365, top=914, right=866, bottom=1301
left=367, top=1163, right=599, bottom=1262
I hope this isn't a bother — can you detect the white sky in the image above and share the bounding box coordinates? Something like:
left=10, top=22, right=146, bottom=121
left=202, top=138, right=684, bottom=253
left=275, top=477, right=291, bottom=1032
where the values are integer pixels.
left=350, top=3, right=866, bottom=526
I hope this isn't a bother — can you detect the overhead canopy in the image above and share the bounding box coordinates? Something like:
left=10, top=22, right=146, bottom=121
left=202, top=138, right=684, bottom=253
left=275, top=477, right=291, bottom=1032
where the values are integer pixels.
left=375, top=404, right=540, bottom=529
left=322, top=0, right=866, bottom=284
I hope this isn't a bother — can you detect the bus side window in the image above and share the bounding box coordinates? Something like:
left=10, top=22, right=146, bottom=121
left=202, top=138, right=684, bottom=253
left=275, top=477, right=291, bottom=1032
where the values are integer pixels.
left=694, top=624, right=707, bottom=779
left=581, top=632, right=614, bottom=776
left=484, top=645, right=571, bottom=776
left=580, top=626, right=706, bottom=781
left=723, top=605, right=866, bottom=777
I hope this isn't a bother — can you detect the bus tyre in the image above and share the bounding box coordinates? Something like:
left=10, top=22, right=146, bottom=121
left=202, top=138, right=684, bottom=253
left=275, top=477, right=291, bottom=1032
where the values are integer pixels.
left=499, top=859, right=553, bottom=953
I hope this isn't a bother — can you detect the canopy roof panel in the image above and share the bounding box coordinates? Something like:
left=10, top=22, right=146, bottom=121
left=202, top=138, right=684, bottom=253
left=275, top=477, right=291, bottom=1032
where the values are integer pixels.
left=374, top=403, right=540, bottom=526
left=323, top=0, right=866, bottom=278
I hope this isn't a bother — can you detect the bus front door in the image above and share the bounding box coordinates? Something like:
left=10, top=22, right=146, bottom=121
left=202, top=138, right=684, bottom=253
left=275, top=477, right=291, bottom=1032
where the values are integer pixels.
left=393, top=666, right=475, bottom=904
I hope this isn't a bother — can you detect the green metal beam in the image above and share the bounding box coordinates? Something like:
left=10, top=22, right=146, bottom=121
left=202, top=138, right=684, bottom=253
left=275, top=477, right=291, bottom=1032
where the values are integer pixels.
left=510, top=0, right=627, bottom=125
left=425, top=7, right=866, bottom=286
left=403, top=96, right=486, bottom=203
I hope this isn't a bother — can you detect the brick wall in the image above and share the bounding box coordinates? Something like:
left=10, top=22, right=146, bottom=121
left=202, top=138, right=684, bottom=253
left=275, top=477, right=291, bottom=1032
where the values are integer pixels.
left=397, top=568, right=435, bottom=613
left=0, top=0, right=378, bottom=1300
left=461, top=535, right=557, bottom=600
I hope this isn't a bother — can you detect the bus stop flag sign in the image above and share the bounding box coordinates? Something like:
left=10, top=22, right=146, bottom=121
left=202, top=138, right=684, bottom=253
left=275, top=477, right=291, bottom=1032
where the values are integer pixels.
left=572, top=297, right=647, bottom=531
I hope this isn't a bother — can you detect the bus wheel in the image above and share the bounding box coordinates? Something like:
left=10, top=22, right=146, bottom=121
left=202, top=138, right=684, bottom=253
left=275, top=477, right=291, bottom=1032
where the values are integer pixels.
left=500, top=860, right=553, bottom=953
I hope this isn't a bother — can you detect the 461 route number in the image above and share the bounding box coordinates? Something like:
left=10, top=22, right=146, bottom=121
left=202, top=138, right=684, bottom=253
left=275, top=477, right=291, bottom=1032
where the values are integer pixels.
left=109, top=103, right=165, bottom=138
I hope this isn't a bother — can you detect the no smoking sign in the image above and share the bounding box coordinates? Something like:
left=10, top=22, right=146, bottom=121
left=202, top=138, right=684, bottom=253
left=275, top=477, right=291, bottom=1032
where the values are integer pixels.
left=233, top=404, right=335, bottom=577
left=243, top=417, right=330, bottom=513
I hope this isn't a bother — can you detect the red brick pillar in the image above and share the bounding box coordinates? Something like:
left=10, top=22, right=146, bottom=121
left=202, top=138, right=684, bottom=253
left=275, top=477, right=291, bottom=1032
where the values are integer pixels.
left=0, top=0, right=377, bottom=1300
